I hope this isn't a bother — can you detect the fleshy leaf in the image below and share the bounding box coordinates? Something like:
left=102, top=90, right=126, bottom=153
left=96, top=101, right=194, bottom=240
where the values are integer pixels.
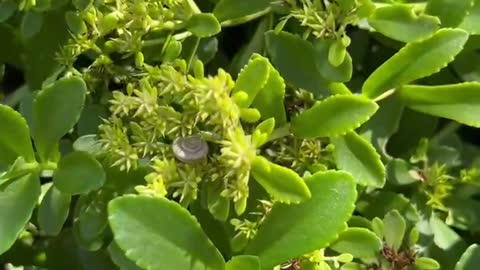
left=108, top=195, right=225, bottom=270
left=329, top=228, right=382, bottom=259
left=213, top=0, right=271, bottom=24
left=245, top=171, right=357, bottom=270
left=250, top=156, right=311, bottom=204
left=0, top=105, right=35, bottom=166
left=33, top=77, right=87, bottom=162
left=0, top=173, right=40, bottom=255
left=455, top=244, right=480, bottom=270
left=368, top=4, right=440, bottom=43
left=252, top=118, right=275, bottom=148
left=234, top=55, right=270, bottom=107
left=425, top=0, right=474, bottom=27
left=313, top=39, right=352, bottom=82
left=332, top=131, right=386, bottom=188
left=356, top=191, right=419, bottom=222
left=108, top=242, right=142, bottom=270
left=265, top=30, right=329, bottom=96
left=398, top=82, right=480, bottom=127
left=38, top=185, right=71, bottom=236
left=291, top=95, right=378, bottom=138
left=73, top=190, right=113, bottom=251
left=383, top=210, right=406, bottom=251
left=186, top=13, right=221, bottom=38
left=53, top=151, right=106, bottom=195
left=358, top=94, right=404, bottom=158
left=415, top=257, right=441, bottom=270
left=251, top=65, right=287, bottom=126
left=459, top=0, right=480, bottom=34
left=362, top=29, right=469, bottom=99
left=226, top=255, right=261, bottom=270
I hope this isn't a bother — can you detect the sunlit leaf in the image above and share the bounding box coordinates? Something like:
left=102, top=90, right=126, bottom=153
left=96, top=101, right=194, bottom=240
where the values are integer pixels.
left=362, top=29, right=469, bottom=99
left=368, top=4, right=440, bottom=42
left=291, top=95, right=378, bottom=138
left=329, top=228, right=382, bottom=259
left=332, top=131, right=386, bottom=188
left=245, top=171, right=357, bottom=270
left=108, top=195, right=225, bottom=270
left=398, top=82, right=480, bottom=127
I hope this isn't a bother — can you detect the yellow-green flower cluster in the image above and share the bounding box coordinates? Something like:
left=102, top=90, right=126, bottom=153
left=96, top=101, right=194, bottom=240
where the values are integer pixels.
left=98, top=59, right=257, bottom=209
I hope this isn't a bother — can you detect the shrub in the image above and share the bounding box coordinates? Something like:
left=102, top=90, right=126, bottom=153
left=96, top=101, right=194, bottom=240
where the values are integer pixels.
left=1, top=0, right=480, bottom=269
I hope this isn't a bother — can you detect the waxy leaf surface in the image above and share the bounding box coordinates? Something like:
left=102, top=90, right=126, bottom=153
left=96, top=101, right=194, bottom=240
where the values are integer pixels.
left=33, top=77, right=87, bottom=161
left=251, top=156, right=311, bottom=204
left=368, top=4, right=440, bottom=42
left=245, top=171, right=357, bottom=270
left=108, top=195, right=225, bottom=270
left=291, top=95, right=378, bottom=138
left=332, top=131, right=385, bottom=188
left=0, top=173, right=40, bottom=255
left=398, top=82, right=480, bottom=127
left=362, top=29, right=469, bottom=99
left=0, top=105, right=35, bottom=166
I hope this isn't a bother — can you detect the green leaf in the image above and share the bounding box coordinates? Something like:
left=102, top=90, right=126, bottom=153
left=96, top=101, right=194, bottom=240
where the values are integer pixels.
left=455, top=244, right=480, bottom=270
left=329, top=228, right=382, bottom=259
left=398, top=82, right=480, bottom=127
left=0, top=173, right=40, bottom=255
left=251, top=156, right=311, bottom=204
left=383, top=210, right=406, bottom=251
left=0, top=1, right=16, bottom=22
left=226, top=256, right=261, bottom=270
left=332, top=131, right=385, bottom=188
left=362, top=28, right=469, bottom=99
left=426, top=0, right=474, bottom=27
left=108, top=242, right=142, bottom=270
left=368, top=4, right=440, bottom=43
left=38, top=185, right=71, bottom=236
left=265, top=30, right=329, bottom=96
left=252, top=118, right=275, bottom=148
left=21, top=11, right=44, bottom=39
left=108, top=195, right=225, bottom=270
left=24, top=9, right=70, bottom=89
left=234, top=55, right=270, bottom=107
left=213, top=0, right=271, bottom=24
left=386, top=158, right=417, bottom=185
left=33, top=77, right=87, bottom=162
left=358, top=94, right=404, bottom=158
left=207, top=182, right=230, bottom=221
left=0, top=105, right=35, bottom=166
left=356, top=191, right=419, bottom=222
left=291, top=95, right=378, bottom=138
left=73, top=190, right=113, bottom=251
left=187, top=13, right=221, bottom=38
left=53, top=151, right=106, bottom=195
left=313, top=39, right=353, bottom=82
left=251, top=66, right=287, bottom=126
left=459, top=0, right=480, bottom=34
left=0, top=23, right=22, bottom=67
left=415, top=257, right=441, bottom=270
left=245, top=171, right=357, bottom=270
left=229, top=16, right=271, bottom=75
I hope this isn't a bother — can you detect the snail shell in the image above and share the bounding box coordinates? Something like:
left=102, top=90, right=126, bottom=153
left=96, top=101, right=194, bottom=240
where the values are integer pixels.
left=172, top=135, right=209, bottom=163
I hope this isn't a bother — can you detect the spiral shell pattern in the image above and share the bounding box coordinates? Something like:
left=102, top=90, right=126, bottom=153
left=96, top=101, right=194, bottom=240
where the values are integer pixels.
left=172, top=135, right=209, bottom=163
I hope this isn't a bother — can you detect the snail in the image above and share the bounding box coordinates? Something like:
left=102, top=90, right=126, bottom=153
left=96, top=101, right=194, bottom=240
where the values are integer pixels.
left=172, top=135, right=209, bottom=163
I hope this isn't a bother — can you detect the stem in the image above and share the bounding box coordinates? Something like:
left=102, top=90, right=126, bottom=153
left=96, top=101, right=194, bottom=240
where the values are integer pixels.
left=186, top=37, right=200, bottom=71
left=186, top=0, right=201, bottom=14
left=372, top=88, right=396, bottom=103
left=220, top=8, right=272, bottom=27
